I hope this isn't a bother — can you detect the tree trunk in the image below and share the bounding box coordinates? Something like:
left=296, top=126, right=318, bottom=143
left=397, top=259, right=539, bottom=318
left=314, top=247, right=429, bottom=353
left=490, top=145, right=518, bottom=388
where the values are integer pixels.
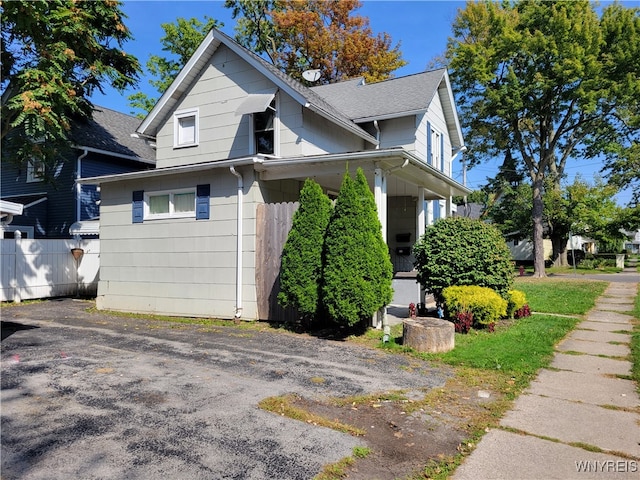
left=551, top=234, right=568, bottom=267
left=531, top=177, right=547, bottom=277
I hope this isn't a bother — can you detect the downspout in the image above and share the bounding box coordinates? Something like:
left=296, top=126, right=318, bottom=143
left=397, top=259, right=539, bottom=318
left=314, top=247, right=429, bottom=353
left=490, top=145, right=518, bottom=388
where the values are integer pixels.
left=76, top=149, right=89, bottom=224
left=373, top=120, right=380, bottom=149
left=229, top=166, right=244, bottom=319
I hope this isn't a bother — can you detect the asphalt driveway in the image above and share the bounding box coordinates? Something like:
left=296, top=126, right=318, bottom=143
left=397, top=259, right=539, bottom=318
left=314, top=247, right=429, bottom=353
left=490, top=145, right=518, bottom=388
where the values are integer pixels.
left=1, top=298, right=450, bottom=480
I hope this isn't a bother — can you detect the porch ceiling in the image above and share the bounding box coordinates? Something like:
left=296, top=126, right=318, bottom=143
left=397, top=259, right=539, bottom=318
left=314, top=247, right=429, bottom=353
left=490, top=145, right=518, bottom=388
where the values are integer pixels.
left=256, top=148, right=470, bottom=199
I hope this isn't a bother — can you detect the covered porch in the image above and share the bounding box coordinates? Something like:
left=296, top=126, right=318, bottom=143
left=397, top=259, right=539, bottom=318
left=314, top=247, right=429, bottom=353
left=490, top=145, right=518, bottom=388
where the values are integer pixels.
left=256, top=147, right=471, bottom=307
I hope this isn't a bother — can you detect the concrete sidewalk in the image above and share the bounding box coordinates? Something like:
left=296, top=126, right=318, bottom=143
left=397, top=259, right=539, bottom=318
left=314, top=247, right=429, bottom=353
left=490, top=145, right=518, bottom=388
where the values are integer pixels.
left=453, top=274, right=639, bottom=479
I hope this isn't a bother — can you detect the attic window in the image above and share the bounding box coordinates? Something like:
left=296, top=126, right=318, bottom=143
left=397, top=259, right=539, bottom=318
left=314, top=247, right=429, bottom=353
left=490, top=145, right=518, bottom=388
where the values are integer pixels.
left=174, top=108, right=199, bottom=148
left=254, top=99, right=276, bottom=155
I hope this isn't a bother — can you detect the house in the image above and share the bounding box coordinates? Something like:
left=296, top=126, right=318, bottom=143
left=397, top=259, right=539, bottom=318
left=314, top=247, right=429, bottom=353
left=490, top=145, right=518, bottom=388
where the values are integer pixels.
left=624, top=230, right=640, bottom=254
left=1, top=107, right=155, bottom=239
left=79, top=27, right=470, bottom=321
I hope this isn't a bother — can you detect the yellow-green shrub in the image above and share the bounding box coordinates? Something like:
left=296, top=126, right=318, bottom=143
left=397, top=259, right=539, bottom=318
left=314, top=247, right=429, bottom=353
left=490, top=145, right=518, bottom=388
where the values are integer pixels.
left=507, top=289, right=527, bottom=318
left=442, top=285, right=508, bottom=326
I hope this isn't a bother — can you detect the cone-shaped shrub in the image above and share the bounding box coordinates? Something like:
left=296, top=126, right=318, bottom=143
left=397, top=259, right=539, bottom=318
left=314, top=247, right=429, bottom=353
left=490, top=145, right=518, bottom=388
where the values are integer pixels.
left=278, top=179, right=332, bottom=322
left=413, top=216, right=514, bottom=303
left=322, top=168, right=393, bottom=327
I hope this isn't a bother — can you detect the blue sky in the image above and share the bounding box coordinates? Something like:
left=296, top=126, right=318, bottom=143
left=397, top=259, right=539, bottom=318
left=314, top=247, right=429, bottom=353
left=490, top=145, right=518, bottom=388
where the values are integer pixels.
left=91, top=0, right=632, bottom=205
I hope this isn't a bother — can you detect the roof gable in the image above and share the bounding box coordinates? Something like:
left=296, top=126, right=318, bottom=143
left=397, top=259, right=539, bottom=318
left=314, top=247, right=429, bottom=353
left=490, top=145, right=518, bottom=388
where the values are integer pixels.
left=137, top=28, right=377, bottom=145
left=312, top=69, right=464, bottom=148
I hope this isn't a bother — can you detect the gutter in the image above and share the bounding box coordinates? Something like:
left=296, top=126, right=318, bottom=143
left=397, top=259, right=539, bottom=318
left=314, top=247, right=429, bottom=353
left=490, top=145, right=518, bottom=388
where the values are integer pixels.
left=71, top=145, right=155, bottom=165
left=229, top=166, right=244, bottom=319
left=77, top=156, right=263, bottom=185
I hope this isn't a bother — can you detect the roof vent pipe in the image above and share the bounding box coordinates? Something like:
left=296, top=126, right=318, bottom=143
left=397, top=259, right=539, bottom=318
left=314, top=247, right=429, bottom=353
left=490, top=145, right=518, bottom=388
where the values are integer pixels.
left=229, top=166, right=244, bottom=319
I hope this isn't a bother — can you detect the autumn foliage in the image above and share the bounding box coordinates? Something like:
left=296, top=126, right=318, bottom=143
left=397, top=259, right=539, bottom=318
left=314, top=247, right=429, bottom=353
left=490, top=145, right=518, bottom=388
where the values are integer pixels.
left=269, top=0, right=406, bottom=84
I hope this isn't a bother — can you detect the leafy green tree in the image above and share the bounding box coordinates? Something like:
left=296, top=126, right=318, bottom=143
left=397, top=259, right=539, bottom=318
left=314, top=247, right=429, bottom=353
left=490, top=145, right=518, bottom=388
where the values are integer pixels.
left=278, top=179, right=332, bottom=324
left=447, top=0, right=640, bottom=277
left=567, top=176, right=630, bottom=253
left=224, top=0, right=280, bottom=64
left=227, top=0, right=406, bottom=84
left=413, top=217, right=514, bottom=304
left=322, top=168, right=393, bottom=327
left=128, top=16, right=221, bottom=116
left=1, top=0, right=141, bottom=178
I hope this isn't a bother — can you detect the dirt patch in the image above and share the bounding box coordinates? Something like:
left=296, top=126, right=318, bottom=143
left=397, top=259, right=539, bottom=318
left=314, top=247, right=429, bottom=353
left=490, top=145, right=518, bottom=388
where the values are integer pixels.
left=287, top=377, right=503, bottom=480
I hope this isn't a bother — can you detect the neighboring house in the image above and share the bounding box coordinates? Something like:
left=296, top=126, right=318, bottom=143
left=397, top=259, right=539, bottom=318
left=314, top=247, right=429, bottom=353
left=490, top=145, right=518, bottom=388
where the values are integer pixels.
left=1, top=107, right=155, bottom=238
left=79, top=27, right=470, bottom=321
left=624, top=230, right=640, bottom=254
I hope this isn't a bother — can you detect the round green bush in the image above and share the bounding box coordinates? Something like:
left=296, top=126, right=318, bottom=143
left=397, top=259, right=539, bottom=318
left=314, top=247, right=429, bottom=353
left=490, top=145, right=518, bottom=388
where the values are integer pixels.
left=413, top=217, right=514, bottom=303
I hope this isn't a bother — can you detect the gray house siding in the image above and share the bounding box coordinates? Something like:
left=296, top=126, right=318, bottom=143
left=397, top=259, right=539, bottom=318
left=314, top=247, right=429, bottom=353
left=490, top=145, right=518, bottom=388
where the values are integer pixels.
left=153, top=44, right=367, bottom=169
left=97, top=166, right=260, bottom=319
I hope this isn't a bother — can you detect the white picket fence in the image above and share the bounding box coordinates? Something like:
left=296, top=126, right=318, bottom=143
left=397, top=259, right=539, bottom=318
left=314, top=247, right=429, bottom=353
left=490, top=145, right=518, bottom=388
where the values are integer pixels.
left=1, top=237, right=99, bottom=302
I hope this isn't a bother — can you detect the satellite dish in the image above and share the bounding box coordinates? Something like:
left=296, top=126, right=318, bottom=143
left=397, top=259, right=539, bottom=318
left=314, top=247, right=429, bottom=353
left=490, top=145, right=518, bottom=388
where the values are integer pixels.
left=302, top=69, right=321, bottom=82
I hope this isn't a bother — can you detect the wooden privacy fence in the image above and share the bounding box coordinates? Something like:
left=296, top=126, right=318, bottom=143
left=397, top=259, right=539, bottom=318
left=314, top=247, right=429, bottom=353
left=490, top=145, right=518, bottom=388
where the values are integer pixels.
left=255, top=202, right=299, bottom=322
left=1, top=237, right=100, bottom=302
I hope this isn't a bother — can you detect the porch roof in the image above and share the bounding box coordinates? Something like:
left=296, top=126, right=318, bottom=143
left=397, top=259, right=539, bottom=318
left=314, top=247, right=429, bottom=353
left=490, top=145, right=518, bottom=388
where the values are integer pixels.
left=77, top=148, right=470, bottom=199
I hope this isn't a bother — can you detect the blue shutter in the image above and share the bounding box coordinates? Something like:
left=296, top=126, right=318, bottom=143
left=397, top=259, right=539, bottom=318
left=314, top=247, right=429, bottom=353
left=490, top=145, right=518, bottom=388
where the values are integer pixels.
left=440, top=134, right=445, bottom=172
left=132, top=190, right=144, bottom=223
left=426, top=121, right=432, bottom=165
left=433, top=200, right=440, bottom=220
left=196, top=184, right=210, bottom=220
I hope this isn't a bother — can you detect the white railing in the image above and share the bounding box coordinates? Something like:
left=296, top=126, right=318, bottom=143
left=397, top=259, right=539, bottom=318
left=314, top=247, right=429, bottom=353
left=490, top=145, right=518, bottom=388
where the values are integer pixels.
left=1, top=236, right=99, bottom=302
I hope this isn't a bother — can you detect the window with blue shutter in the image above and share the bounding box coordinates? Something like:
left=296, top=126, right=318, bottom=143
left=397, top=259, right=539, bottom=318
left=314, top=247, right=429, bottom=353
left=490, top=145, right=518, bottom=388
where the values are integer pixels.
left=132, top=190, right=144, bottom=223
left=196, top=184, right=210, bottom=220
left=433, top=200, right=441, bottom=220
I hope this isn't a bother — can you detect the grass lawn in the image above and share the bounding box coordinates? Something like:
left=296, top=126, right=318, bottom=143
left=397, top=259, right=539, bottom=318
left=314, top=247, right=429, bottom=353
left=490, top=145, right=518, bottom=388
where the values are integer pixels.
left=370, top=277, right=631, bottom=480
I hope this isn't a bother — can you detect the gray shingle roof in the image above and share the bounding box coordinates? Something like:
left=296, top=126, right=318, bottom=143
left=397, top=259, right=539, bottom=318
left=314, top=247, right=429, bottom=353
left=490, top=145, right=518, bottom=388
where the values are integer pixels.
left=70, top=107, right=155, bottom=162
left=310, top=69, right=446, bottom=121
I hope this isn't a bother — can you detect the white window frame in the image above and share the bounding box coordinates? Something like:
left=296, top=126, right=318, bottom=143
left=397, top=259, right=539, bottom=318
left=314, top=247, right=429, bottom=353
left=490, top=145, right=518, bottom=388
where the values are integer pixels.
left=26, top=158, right=45, bottom=182
left=173, top=108, right=199, bottom=148
left=144, top=188, right=196, bottom=220
left=250, top=95, right=279, bottom=156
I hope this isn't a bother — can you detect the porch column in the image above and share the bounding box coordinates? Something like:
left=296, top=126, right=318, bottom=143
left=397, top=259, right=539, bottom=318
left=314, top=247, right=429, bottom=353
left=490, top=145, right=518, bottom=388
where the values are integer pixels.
left=374, top=168, right=387, bottom=243
left=446, top=196, right=452, bottom=218
left=417, top=188, right=425, bottom=237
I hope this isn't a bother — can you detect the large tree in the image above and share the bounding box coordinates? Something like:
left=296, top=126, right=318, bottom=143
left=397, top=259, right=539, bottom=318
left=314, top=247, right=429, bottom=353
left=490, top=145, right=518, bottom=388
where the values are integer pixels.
left=447, top=0, right=640, bottom=276
left=1, top=0, right=141, bottom=177
left=227, top=0, right=406, bottom=84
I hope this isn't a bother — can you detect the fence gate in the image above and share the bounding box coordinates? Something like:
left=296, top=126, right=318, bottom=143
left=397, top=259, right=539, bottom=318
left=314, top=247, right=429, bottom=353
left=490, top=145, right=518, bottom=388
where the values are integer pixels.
left=255, top=202, right=299, bottom=322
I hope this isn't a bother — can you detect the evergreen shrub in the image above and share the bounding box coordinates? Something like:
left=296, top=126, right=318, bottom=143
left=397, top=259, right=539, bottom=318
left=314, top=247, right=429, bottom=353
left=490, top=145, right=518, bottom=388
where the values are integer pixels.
left=442, top=285, right=508, bottom=327
left=322, top=168, right=393, bottom=327
left=278, top=179, right=332, bottom=323
left=413, top=217, right=514, bottom=303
